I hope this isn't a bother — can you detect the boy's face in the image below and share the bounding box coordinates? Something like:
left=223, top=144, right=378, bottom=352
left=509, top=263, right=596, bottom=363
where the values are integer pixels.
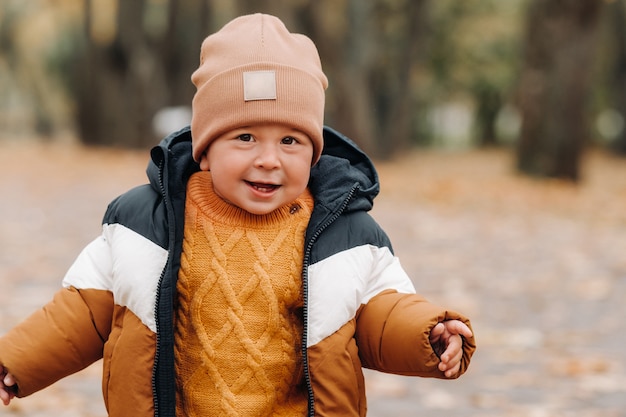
left=199, top=124, right=314, bottom=215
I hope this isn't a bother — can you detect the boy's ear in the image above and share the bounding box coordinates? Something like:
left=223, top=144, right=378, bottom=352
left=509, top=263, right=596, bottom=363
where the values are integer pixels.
left=199, top=151, right=210, bottom=171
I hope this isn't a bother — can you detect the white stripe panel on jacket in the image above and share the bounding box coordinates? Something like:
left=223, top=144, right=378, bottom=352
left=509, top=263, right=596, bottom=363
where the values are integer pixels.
left=306, top=244, right=416, bottom=347
left=62, top=223, right=168, bottom=333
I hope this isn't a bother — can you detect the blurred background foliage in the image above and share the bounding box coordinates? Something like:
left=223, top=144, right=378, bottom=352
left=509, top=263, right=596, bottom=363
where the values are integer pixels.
left=0, top=0, right=624, bottom=181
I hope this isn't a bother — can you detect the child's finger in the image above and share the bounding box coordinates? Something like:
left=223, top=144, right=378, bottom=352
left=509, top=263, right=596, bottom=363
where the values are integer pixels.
left=1, top=372, right=17, bottom=405
left=429, top=322, right=445, bottom=342
left=439, top=343, right=463, bottom=377
left=3, top=373, right=15, bottom=387
left=0, top=385, right=13, bottom=406
left=446, top=320, right=473, bottom=338
left=440, top=334, right=463, bottom=362
left=444, top=361, right=461, bottom=378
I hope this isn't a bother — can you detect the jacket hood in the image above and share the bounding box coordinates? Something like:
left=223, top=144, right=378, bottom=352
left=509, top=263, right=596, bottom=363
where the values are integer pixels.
left=147, top=125, right=380, bottom=215
left=309, top=126, right=379, bottom=214
left=147, top=126, right=198, bottom=195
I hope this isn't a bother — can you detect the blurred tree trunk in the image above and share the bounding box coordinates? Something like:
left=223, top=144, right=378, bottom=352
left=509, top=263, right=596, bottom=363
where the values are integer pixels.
left=516, top=0, right=604, bottom=181
left=75, top=0, right=209, bottom=148
left=473, top=83, right=502, bottom=147
left=77, top=0, right=156, bottom=147
left=608, top=0, right=626, bottom=155
left=300, top=0, right=427, bottom=159
left=299, top=0, right=377, bottom=155
left=371, top=0, right=428, bottom=158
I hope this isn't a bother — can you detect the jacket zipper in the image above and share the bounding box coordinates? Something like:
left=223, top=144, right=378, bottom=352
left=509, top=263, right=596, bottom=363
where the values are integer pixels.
left=152, top=269, right=167, bottom=417
left=152, top=156, right=168, bottom=417
left=302, top=185, right=359, bottom=417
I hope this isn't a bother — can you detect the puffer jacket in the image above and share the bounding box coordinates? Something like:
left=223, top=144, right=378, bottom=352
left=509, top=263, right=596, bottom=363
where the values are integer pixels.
left=0, top=126, right=475, bottom=416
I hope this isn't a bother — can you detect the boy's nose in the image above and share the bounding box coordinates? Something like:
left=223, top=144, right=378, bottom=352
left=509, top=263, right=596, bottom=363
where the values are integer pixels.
left=254, top=145, right=280, bottom=169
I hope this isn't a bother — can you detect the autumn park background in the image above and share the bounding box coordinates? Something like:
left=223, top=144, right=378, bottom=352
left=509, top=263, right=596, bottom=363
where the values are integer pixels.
left=1, top=1, right=626, bottom=416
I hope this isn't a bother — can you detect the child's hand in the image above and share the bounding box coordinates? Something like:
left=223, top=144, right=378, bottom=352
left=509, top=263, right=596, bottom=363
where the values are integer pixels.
left=0, top=365, right=17, bottom=406
left=429, top=320, right=473, bottom=378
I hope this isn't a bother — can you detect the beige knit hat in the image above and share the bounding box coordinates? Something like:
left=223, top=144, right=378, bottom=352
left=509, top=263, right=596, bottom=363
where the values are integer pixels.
left=190, top=14, right=328, bottom=165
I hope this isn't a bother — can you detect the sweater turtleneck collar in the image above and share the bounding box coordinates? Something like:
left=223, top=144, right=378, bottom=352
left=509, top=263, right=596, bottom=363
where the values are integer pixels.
left=186, top=171, right=314, bottom=228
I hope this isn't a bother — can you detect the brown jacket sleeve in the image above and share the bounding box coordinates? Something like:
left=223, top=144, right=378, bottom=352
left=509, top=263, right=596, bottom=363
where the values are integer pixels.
left=355, top=289, right=475, bottom=379
left=0, top=286, right=113, bottom=397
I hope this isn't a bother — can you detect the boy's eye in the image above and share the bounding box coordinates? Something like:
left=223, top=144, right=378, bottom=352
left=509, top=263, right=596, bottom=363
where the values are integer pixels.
left=281, top=136, right=297, bottom=145
left=238, top=134, right=253, bottom=142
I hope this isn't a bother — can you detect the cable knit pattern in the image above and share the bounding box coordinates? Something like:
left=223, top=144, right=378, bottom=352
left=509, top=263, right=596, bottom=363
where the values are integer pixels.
left=175, top=171, right=313, bottom=417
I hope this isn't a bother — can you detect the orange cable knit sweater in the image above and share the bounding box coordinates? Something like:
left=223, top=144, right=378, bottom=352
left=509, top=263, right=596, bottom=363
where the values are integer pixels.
left=174, top=171, right=314, bottom=417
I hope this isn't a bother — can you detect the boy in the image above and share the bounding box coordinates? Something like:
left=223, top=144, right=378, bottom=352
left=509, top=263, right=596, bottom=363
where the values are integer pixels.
left=0, top=13, right=475, bottom=416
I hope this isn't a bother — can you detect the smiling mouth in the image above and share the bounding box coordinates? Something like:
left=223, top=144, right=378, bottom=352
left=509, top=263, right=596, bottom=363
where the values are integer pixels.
left=246, top=181, right=280, bottom=192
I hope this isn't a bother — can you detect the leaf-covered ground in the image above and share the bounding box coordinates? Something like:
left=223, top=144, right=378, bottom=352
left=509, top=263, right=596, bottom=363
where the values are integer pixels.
left=1, top=142, right=625, bottom=416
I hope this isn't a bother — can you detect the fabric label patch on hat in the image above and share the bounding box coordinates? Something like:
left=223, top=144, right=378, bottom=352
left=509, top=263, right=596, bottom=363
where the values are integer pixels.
left=243, top=70, right=277, bottom=101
